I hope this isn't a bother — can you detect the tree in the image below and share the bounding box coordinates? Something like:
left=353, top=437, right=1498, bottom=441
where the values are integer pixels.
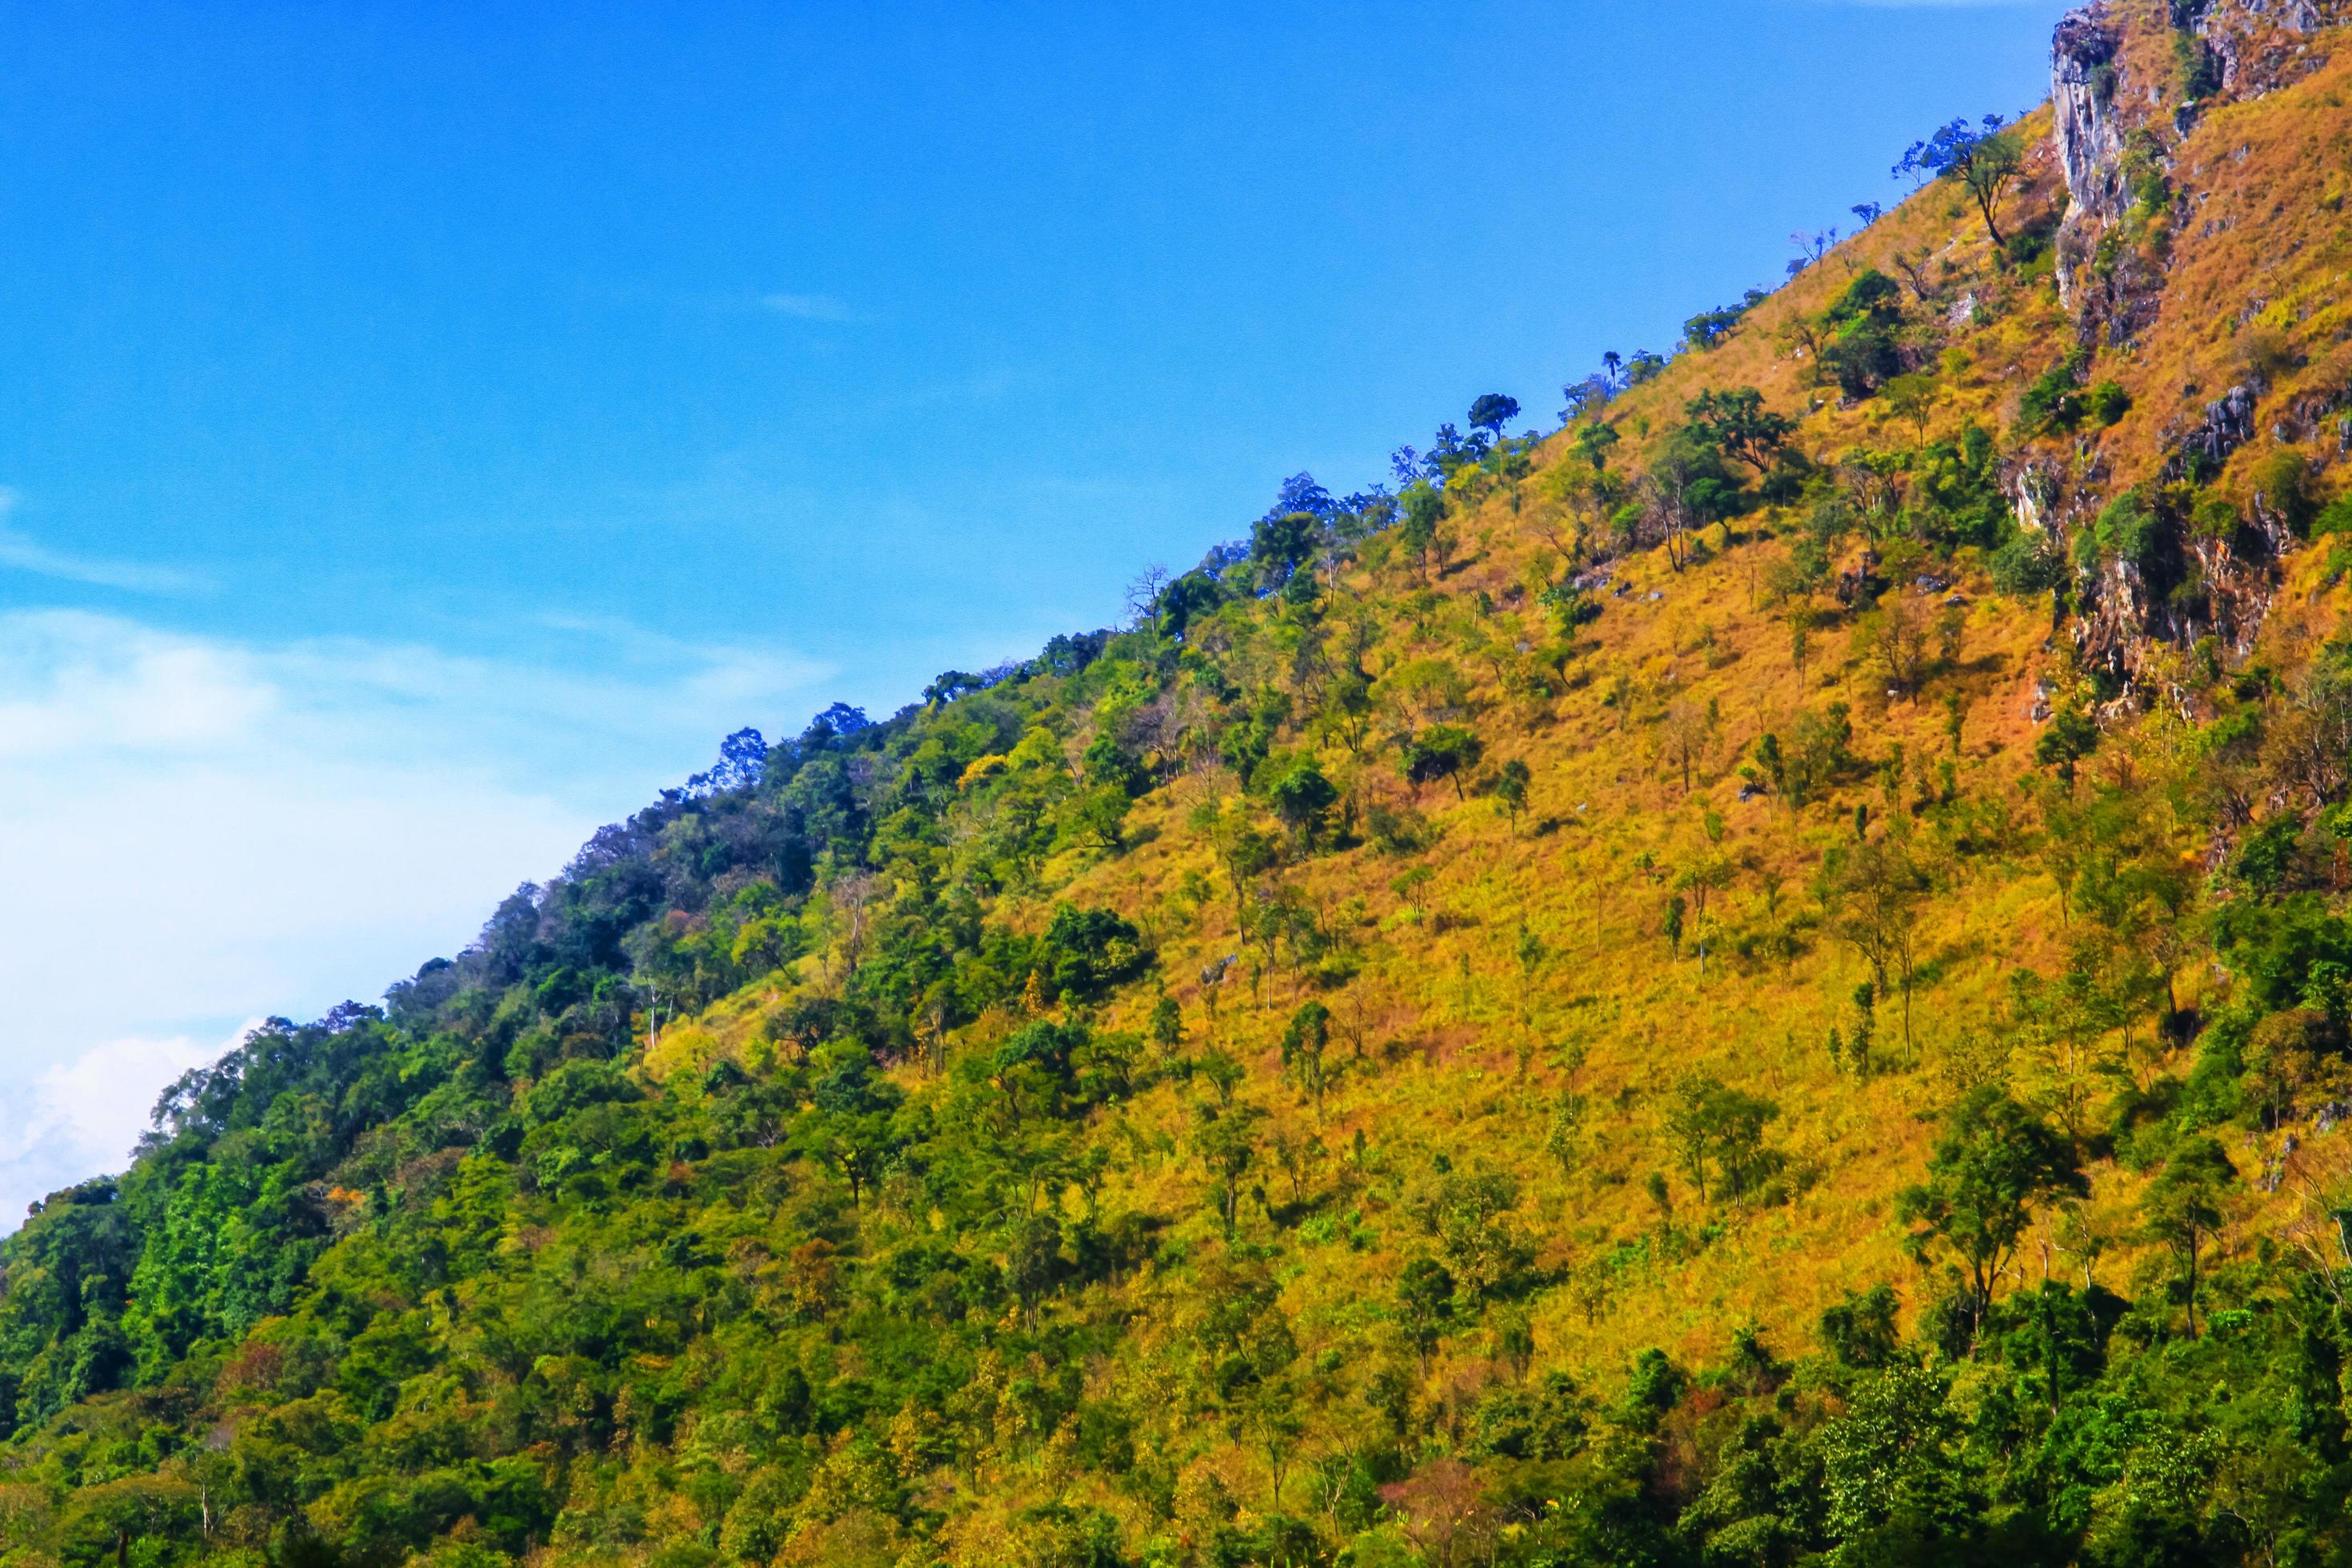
left=1574, top=420, right=1622, bottom=474
left=1195, top=1102, right=1268, bottom=1242
left=1897, top=1087, right=2086, bottom=1348
left=1543, top=1090, right=1586, bottom=1177
left=1198, top=1047, right=1245, bottom=1106
left=1007, top=1214, right=1066, bottom=1328
left=1122, top=563, right=1174, bottom=630
left=1266, top=470, right=1338, bottom=521
left=1866, top=594, right=1935, bottom=701
left=1066, top=782, right=1131, bottom=853
left=1818, top=1283, right=1902, bottom=1368
left=1280, top=1001, right=1333, bottom=1114
left=1820, top=270, right=1906, bottom=399
left=684, top=726, right=770, bottom=796
left=792, top=1045, right=906, bottom=1207
left=1156, top=570, right=1227, bottom=640
left=1403, top=724, right=1483, bottom=801
left=1825, top=840, right=1929, bottom=1051
left=1418, top=1170, right=1530, bottom=1300
left=1468, top=393, right=1521, bottom=443
left=58, top=1476, right=202, bottom=1568
left=1559, top=376, right=1613, bottom=423
left=1398, top=480, right=1445, bottom=581
left=1788, top=226, right=1838, bottom=276
left=1194, top=798, right=1279, bottom=926
left=1266, top=757, right=1339, bottom=850
left=2036, top=703, right=2099, bottom=789
left=1250, top=510, right=1322, bottom=587
left=1664, top=1074, right=1779, bottom=1203
left=1685, top=298, right=1759, bottom=351
left=2144, top=1136, right=2234, bottom=1338
left=1674, top=854, right=1732, bottom=975
left=1492, top=758, right=1531, bottom=832
left=1685, top=387, right=1794, bottom=474
left=1894, top=115, right=2023, bottom=246
left=1642, top=428, right=1737, bottom=571
left=1397, top=1257, right=1457, bottom=1370
left=1511, top=924, right=1548, bottom=1071
left=1149, top=991, right=1183, bottom=1065
left=1659, top=700, right=1717, bottom=795
left=1881, top=374, right=1942, bottom=450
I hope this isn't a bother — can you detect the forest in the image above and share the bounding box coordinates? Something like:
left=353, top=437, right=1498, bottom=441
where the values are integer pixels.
left=7, top=2, right=2352, bottom=1565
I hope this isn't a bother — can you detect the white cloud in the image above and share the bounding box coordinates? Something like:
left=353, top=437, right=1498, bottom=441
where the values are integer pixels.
left=0, top=606, right=835, bottom=1231
left=0, top=610, right=274, bottom=757
left=759, top=290, right=857, bottom=322
left=0, top=490, right=205, bottom=594
left=0, top=1025, right=258, bottom=1224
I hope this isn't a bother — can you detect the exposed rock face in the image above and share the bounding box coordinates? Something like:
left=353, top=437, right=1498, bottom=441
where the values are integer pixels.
left=2010, top=461, right=2058, bottom=537
left=2170, top=384, right=2262, bottom=481
left=2050, top=0, right=2345, bottom=331
left=2036, top=373, right=2284, bottom=707
left=2052, top=10, right=2126, bottom=222
left=2192, top=0, right=2349, bottom=98
left=2052, top=6, right=2126, bottom=316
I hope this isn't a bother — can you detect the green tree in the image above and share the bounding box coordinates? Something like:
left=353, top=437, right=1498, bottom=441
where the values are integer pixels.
left=1198, top=1046, right=1244, bottom=1106
left=1897, top=1087, right=2086, bottom=1347
left=1894, top=115, right=2023, bottom=246
left=58, top=1475, right=203, bottom=1568
left=1684, top=386, right=1795, bottom=474
left=1542, top=1090, right=1586, bottom=1178
left=1396, top=1257, right=1457, bottom=1370
left=1492, top=758, right=1532, bottom=832
left=1008, top=1214, right=1066, bottom=1328
left=1195, top=1102, right=1267, bottom=1242
left=791, top=1045, right=906, bottom=1208
left=1266, top=756, right=1340, bottom=850
left=1280, top=1001, right=1333, bottom=1114
left=1398, top=481, right=1444, bottom=581
left=1825, top=839, right=1929, bottom=1052
left=2144, top=1135, right=2235, bottom=1338
left=1403, top=724, right=1483, bottom=801
left=1194, top=798, right=1281, bottom=926
left=1574, top=420, right=1622, bottom=473
left=1663, top=1074, right=1779, bottom=1203
left=1149, top=991, right=1183, bottom=1064
left=1818, top=1282, right=1902, bottom=1369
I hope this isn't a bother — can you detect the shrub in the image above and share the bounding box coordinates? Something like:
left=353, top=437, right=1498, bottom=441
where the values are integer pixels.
left=1989, top=531, right=2064, bottom=596
left=2086, top=380, right=2131, bottom=426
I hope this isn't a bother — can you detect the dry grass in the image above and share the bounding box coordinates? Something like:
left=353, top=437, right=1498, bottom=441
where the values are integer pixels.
left=656, top=0, right=2352, bottom=1442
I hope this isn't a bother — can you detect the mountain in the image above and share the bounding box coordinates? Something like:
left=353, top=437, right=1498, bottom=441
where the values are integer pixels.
left=7, top=4, right=2352, bottom=1565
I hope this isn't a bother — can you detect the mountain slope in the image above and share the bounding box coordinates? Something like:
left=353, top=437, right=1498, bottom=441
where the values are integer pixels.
left=7, top=5, right=2352, bottom=1566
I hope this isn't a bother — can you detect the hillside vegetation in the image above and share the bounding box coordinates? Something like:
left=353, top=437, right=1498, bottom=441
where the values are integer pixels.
left=10, top=3, right=2352, bottom=1565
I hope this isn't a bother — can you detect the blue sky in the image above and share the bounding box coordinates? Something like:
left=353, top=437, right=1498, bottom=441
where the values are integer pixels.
left=0, top=0, right=2070, bottom=1220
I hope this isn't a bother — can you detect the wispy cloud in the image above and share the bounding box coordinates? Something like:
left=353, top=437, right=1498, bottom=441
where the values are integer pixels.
left=0, top=492, right=206, bottom=594
left=759, top=290, right=858, bottom=323
left=0, top=1024, right=258, bottom=1223
left=0, top=605, right=838, bottom=1230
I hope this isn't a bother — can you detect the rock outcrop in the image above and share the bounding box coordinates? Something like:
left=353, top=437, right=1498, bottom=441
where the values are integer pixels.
left=2051, top=0, right=2346, bottom=335
left=2051, top=6, right=2126, bottom=317
left=2170, top=384, right=2262, bottom=481
left=2189, top=0, right=2349, bottom=100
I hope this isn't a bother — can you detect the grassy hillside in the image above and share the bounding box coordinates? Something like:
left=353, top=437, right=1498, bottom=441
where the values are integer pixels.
left=8, top=4, right=2352, bottom=1566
